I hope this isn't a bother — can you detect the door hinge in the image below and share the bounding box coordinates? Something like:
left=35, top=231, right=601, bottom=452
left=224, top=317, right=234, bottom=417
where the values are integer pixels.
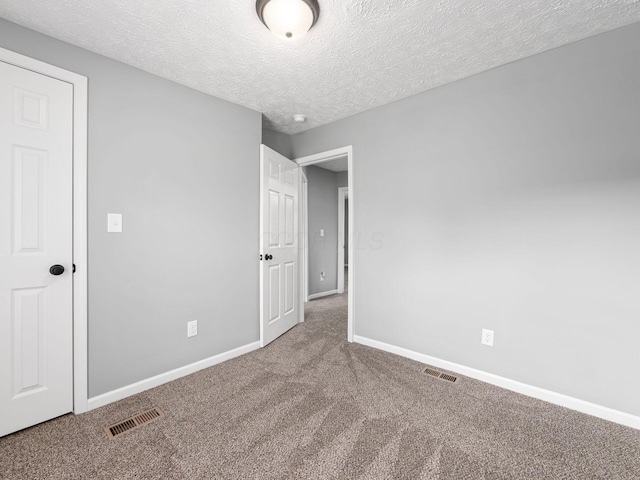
left=73, top=263, right=76, bottom=273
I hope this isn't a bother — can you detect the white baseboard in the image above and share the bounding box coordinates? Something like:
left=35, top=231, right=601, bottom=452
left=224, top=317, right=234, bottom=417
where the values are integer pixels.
left=308, top=289, right=338, bottom=300
left=354, top=335, right=640, bottom=430
left=87, top=341, right=260, bottom=411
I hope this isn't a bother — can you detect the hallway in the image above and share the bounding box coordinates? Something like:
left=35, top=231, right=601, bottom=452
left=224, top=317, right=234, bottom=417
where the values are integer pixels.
left=304, top=267, right=348, bottom=338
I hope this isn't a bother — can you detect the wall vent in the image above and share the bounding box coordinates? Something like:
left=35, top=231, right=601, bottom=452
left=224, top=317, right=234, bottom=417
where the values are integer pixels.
left=423, top=367, right=458, bottom=384
left=104, top=406, right=165, bottom=439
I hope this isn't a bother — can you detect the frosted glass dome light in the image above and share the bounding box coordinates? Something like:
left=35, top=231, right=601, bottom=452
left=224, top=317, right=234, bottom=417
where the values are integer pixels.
left=256, top=0, right=320, bottom=40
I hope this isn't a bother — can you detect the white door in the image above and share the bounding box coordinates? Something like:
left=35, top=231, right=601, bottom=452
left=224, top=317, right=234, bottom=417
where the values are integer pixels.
left=0, top=61, right=74, bottom=436
left=260, top=145, right=300, bottom=347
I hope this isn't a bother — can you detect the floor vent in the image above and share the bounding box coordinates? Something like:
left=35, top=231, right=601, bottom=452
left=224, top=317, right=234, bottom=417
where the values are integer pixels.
left=423, top=367, right=442, bottom=378
left=104, top=406, right=165, bottom=439
left=439, top=373, right=458, bottom=383
left=423, top=367, right=458, bottom=384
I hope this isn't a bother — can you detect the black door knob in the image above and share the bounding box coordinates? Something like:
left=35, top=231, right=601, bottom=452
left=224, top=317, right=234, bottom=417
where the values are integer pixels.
left=265, top=254, right=273, bottom=260
left=49, top=265, right=65, bottom=276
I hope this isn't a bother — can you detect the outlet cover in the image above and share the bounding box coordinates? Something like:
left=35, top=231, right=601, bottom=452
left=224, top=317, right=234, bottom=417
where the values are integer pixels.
left=107, top=213, right=122, bottom=233
left=481, top=329, right=494, bottom=347
left=187, top=320, right=198, bottom=338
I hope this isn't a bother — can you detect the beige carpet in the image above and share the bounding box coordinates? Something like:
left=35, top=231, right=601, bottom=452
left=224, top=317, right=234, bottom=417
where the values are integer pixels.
left=1, top=283, right=640, bottom=479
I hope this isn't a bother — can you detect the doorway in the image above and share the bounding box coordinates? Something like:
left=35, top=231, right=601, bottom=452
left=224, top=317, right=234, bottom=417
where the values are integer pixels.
left=0, top=48, right=88, bottom=437
left=296, top=147, right=354, bottom=342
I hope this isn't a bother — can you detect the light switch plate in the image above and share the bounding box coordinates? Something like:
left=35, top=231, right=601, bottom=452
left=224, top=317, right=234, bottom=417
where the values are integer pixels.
left=320, top=229, right=325, bottom=237
left=107, top=213, right=122, bottom=233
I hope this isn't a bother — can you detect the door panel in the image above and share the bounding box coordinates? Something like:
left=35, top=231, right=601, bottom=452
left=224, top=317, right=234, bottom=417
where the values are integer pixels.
left=12, top=287, right=47, bottom=398
left=260, top=145, right=300, bottom=346
left=284, top=262, right=294, bottom=315
left=0, top=61, right=73, bottom=437
left=269, top=264, right=281, bottom=323
left=12, top=86, right=49, bottom=131
left=269, top=190, right=279, bottom=246
left=13, top=146, right=48, bottom=254
left=284, top=194, right=294, bottom=245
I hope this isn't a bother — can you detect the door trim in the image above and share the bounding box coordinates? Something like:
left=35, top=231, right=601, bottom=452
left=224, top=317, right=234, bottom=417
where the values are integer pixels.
left=301, top=170, right=309, bottom=305
left=295, top=146, right=354, bottom=343
left=0, top=47, right=89, bottom=414
left=337, top=187, right=348, bottom=294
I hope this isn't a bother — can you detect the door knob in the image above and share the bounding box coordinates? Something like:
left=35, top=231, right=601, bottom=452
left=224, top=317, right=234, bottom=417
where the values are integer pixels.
left=49, top=265, right=65, bottom=276
left=265, top=254, right=273, bottom=260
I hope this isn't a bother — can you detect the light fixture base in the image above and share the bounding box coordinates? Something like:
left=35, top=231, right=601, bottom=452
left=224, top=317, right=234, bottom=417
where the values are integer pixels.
left=256, top=0, right=320, bottom=39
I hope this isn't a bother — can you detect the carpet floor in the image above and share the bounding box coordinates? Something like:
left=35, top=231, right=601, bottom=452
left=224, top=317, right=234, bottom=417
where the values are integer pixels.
left=1, top=283, right=640, bottom=479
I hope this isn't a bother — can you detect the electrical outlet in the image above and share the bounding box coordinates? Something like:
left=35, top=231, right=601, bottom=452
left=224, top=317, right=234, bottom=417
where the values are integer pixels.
left=187, top=320, right=198, bottom=338
left=481, top=328, right=494, bottom=347
left=107, top=213, right=122, bottom=233
left=320, top=272, right=325, bottom=281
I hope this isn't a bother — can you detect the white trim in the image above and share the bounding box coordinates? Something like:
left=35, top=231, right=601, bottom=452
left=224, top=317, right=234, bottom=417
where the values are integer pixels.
left=295, top=146, right=350, bottom=166
left=259, top=146, right=266, bottom=346
left=0, top=48, right=89, bottom=414
left=337, top=187, right=348, bottom=294
left=88, top=341, right=260, bottom=410
left=296, top=146, right=354, bottom=343
left=308, top=289, right=339, bottom=300
left=301, top=171, right=309, bottom=304
left=354, top=335, right=640, bottom=430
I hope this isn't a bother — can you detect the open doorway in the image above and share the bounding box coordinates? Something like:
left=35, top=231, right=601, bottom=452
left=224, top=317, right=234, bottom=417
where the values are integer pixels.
left=296, top=147, right=354, bottom=342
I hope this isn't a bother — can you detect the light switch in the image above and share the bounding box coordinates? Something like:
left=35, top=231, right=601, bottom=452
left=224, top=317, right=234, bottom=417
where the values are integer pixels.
left=320, top=229, right=324, bottom=237
left=107, top=213, right=122, bottom=233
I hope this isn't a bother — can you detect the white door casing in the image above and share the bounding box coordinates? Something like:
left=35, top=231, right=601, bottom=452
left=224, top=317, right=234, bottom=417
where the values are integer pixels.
left=0, top=61, right=74, bottom=436
left=295, top=146, right=354, bottom=342
left=300, top=169, right=308, bottom=307
left=337, top=187, right=348, bottom=294
left=260, top=145, right=300, bottom=347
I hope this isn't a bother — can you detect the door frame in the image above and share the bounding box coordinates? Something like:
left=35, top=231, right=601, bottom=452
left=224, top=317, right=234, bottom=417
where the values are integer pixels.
left=295, top=146, right=354, bottom=342
left=300, top=170, right=309, bottom=305
left=0, top=47, right=89, bottom=414
left=337, top=187, right=348, bottom=294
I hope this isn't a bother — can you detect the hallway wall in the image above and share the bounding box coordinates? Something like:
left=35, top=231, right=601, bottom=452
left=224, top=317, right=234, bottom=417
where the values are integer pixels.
left=306, top=166, right=339, bottom=295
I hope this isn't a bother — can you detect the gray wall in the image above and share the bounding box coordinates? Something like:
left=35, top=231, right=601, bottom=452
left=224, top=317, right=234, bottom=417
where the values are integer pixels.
left=306, top=166, right=339, bottom=295
left=337, top=171, right=348, bottom=188
left=0, top=19, right=262, bottom=397
left=262, top=127, right=292, bottom=158
left=291, top=23, right=640, bottom=416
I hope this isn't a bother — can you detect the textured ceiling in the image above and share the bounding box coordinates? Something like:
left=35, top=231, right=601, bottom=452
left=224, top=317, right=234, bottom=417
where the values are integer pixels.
left=1, top=1, right=639, bottom=134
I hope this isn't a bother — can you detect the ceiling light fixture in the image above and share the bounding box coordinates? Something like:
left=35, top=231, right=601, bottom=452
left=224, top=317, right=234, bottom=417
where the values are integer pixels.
left=256, top=0, right=320, bottom=40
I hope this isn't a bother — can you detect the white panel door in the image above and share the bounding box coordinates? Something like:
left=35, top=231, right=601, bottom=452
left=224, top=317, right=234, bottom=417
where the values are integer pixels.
left=260, top=145, right=299, bottom=347
left=0, top=61, right=74, bottom=437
